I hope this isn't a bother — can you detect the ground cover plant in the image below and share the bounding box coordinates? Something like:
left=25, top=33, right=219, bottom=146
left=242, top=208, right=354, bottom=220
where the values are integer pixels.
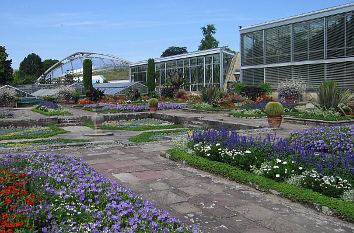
left=0, top=139, right=90, bottom=148
left=129, top=129, right=188, bottom=143
left=177, top=128, right=353, bottom=204
left=82, top=102, right=188, bottom=112
left=32, top=101, right=70, bottom=116
left=102, top=119, right=183, bottom=131
left=0, top=126, right=67, bottom=140
left=289, top=125, right=353, bottom=154
left=0, top=110, right=13, bottom=118
left=294, top=108, right=353, bottom=121
left=0, top=152, right=201, bottom=232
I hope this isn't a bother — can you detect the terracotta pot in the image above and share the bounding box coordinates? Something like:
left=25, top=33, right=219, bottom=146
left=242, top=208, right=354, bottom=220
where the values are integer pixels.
left=267, top=116, right=283, bottom=129
left=150, top=105, right=158, bottom=113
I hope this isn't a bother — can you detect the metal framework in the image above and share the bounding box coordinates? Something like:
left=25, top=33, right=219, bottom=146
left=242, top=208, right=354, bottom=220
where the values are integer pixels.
left=38, top=52, right=132, bottom=82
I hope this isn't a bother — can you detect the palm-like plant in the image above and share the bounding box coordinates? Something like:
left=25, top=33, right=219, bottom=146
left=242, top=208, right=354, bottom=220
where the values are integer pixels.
left=201, top=86, right=226, bottom=106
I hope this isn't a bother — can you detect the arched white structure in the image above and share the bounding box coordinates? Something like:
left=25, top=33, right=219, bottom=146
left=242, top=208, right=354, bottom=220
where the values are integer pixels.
left=38, top=52, right=132, bottom=82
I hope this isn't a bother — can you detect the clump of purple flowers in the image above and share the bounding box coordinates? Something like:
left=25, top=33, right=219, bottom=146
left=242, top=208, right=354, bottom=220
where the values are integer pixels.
left=289, top=125, right=354, bottom=154
left=0, top=110, right=14, bottom=118
left=37, top=101, right=59, bottom=109
left=83, top=102, right=188, bottom=112
left=0, top=152, right=201, bottom=232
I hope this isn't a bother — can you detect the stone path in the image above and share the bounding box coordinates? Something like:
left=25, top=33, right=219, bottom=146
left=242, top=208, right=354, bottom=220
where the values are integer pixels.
left=40, top=142, right=353, bottom=233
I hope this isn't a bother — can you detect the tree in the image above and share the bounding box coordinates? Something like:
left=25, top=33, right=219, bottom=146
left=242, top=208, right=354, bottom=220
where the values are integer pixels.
left=19, top=53, right=43, bottom=79
left=198, top=24, right=219, bottom=50
left=42, top=59, right=59, bottom=73
left=83, top=59, right=92, bottom=92
left=161, top=46, right=188, bottom=57
left=12, top=70, right=37, bottom=85
left=0, top=46, right=13, bottom=85
left=147, top=58, right=156, bottom=94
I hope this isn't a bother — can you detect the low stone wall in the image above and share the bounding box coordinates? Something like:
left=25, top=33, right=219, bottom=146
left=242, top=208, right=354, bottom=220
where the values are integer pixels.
left=284, top=116, right=354, bottom=127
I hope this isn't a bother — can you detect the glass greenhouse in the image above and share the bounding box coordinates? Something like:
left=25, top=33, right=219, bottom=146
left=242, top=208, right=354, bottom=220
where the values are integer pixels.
left=240, top=3, right=354, bottom=90
left=130, top=48, right=234, bottom=92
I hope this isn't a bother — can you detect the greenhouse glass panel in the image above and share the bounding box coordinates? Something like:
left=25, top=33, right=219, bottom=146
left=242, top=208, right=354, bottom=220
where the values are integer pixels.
left=242, top=33, right=253, bottom=65
left=294, top=22, right=309, bottom=61
left=309, top=19, right=324, bottom=60
left=213, top=64, right=220, bottom=84
left=253, top=31, right=264, bottom=65
left=327, top=14, right=345, bottom=58
left=346, top=13, right=354, bottom=56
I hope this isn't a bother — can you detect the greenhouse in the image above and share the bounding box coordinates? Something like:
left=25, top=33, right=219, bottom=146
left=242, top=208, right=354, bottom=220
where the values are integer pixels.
left=240, top=3, right=354, bottom=90
left=130, top=48, right=235, bottom=92
left=38, top=52, right=132, bottom=82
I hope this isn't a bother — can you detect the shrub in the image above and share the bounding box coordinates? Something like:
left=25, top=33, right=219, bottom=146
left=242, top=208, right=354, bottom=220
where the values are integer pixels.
left=42, top=95, right=56, bottom=102
left=278, top=79, right=306, bottom=100
left=147, top=58, right=156, bottom=94
left=148, top=98, right=158, bottom=106
left=0, top=87, right=16, bottom=107
left=55, top=86, right=76, bottom=102
left=258, top=82, right=272, bottom=95
left=232, top=82, right=246, bottom=94
left=160, top=86, right=175, bottom=98
left=126, top=89, right=141, bottom=101
left=192, top=102, right=213, bottom=110
left=224, top=93, right=245, bottom=103
left=201, top=86, right=226, bottom=106
left=83, top=59, right=92, bottom=92
left=240, top=86, right=265, bottom=101
left=265, top=102, right=284, bottom=116
left=86, top=86, right=104, bottom=102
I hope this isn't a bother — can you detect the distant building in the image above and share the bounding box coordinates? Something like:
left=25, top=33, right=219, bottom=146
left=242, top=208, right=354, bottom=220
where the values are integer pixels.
left=129, top=48, right=238, bottom=92
left=240, top=3, right=354, bottom=90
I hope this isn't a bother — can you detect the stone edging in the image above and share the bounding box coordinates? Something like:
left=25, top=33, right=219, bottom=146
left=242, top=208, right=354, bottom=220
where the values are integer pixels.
left=284, top=116, right=354, bottom=126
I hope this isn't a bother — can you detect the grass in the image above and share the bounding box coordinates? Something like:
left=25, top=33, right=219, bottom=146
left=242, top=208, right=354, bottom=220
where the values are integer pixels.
left=166, top=149, right=354, bottom=222
left=293, top=114, right=353, bottom=121
left=129, top=129, right=186, bottom=143
left=93, top=68, right=129, bottom=81
left=0, top=125, right=67, bottom=141
left=82, top=121, right=183, bottom=131
left=32, top=107, right=70, bottom=116
left=0, top=139, right=90, bottom=148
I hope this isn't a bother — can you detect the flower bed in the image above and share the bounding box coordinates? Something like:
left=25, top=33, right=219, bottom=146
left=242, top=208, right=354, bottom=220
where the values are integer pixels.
left=0, top=126, right=67, bottom=141
left=0, top=110, right=14, bottom=118
left=82, top=102, right=188, bottom=112
left=186, top=128, right=353, bottom=201
left=32, top=101, right=70, bottom=116
left=0, top=153, right=200, bottom=232
left=289, top=125, right=353, bottom=154
left=102, top=119, right=182, bottom=131
left=0, top=139, right=90, bottom=148
left=129, top=129, right=189, bottom=143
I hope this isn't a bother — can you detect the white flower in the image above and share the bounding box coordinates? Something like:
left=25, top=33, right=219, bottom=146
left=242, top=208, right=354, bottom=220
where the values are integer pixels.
left=276, top=174, right=280, bottom=178
left=276, top=159, right=281, bottom=163
left=283, top=161, right=287, bottom=165
left=299, top=167, right=303, bottom=170
left=245, top=150, right=251, bottom=154
left=273, top=166, right=279, bottom=169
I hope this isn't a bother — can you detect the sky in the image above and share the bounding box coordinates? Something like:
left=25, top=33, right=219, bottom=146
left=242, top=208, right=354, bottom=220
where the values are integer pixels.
left=1, top=0, right=353, bottom=69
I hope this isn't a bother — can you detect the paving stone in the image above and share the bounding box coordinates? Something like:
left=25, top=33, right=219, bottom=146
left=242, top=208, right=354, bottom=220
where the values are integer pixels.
left=148, top=181, right=170, bottom=191
left=135, top=159, right=155, bottom=165
left=261, top=217, right=312, bottom=233
left=111, top=165, right=147, bottom=173
left=229, top=203, right=277, bottom=221
left=179, top=186, right=210, bottom=196
left=86, top=158, right=115, bottom=165
left=83, top=154, right=113, bottom=160
left=170, top=202, right=200, bottom=214
left=142, top=190, right=188, bottom=205
left=110, top=160, right=140, bottom=168
left=112, top=173, right=140, bottom=184
left=157, top=169, right=186, bottom=179
left=132, top=170, right=164, bottom=180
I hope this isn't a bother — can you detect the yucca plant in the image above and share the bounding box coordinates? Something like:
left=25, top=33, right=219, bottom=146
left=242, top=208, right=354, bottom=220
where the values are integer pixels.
left=200, top=86, right=226, bottom=106
left=318, top=81, right=354, bottom=114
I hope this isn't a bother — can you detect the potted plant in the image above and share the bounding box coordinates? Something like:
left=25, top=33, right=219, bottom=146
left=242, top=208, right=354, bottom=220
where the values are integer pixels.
left=265, top=101, right=284, bottom=129
left=277, top=80, right=306, bottom=103
left=149, top=98, right=159, bottom=113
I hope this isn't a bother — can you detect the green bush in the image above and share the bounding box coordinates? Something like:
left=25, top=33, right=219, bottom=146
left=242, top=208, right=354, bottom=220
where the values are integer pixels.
left=265, top=102, right=284, bottom=116
left=148, top=98, right=158, bottom=106
left=147, top=58, right=156, bottom=94
left=42, top=95, right=56, bottom=102
left=258, top=82, right=272, bottom=95
left=83, top=59, right=92, bottom=92
left=232, top=82, right=246, bottom=94
left=318, top=81, right=340, bottom=109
